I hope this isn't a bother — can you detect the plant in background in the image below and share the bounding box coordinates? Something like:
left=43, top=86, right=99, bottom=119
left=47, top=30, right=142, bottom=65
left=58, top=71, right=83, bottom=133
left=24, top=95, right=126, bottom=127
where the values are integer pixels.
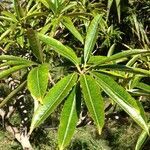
left=19, top=15, right=150, bottom=150
left=0, top=0, right=150, bottom=150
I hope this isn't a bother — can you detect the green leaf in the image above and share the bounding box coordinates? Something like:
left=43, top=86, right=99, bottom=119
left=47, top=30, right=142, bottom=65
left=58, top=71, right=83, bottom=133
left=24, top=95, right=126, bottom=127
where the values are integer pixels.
left=38, top=33, right=79, bottom=65
left=92, top=49, right=150, bottom=66
left=29, top=73, right=78, bottom=134
left=38, top=0, right=50, bottom=9
left=135, top=122, right=150, bottom=150
left=115, top=0, right=121, bottom=23
left=0, top=60, right=33, bottom=68
left=1, top=11, right=18, bottom=22
left=40, top=22, right=52, bottom=34
left=88, top=56, right=107, bottom=64
left=0, top=81, right=26, bottom=108
left=0, top=55, right=34, bottom=63
left=0, top=65, right=30, bottom=79
left=0, top=25, right=16, bottom=41
left=106, top=0, right=113, bottom=21
left=84, top=14, right=101, bottom=64
left=80, top=74, right=104, bottom=134
left=27, top=29, right=44, bottom=63
left=136, top=82, right=150, bottom=93
left=58, top=87, right=78, bottom=150
left=62, top=17, right=84, bottom=44
left=96, top=65, right=150, bottom=76
left=92, top=72, right=149, bottom=133
left=23, top=12, right=47, bottom=21
left=27, top=64, right=49, bottom=104
left=13, top=0, right=24, bottom=19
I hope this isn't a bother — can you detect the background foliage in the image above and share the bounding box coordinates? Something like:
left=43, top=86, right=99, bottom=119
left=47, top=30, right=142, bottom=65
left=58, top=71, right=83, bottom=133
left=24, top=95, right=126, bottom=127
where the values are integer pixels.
left=0, top=0, right=150, bottom=149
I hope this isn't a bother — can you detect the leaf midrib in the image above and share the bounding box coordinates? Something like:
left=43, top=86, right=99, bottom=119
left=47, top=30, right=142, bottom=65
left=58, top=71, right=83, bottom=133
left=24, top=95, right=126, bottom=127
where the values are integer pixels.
left=61, top=94, right=76, bottom=148
left=36, top=68, right=42, bottom=99
left=83, top=75, right=100, bottom=127
left=34, top=73, right=76, bottom=127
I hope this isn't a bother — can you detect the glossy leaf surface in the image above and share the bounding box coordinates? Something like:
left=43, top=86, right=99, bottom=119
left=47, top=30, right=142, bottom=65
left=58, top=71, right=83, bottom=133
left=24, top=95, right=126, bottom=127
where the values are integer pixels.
left=80, top=74, right=104, bottom=134
left=58, top=87, right=78, bottom=150
left=38, top=33, right=79, bottom=65
left=135, top=122, right=150, bottom=150
left=92, top=72, right=149, bottom=133
left=27, top=64, right=49, bottom=104
left=0, top=65, right=30, bottom=79
left=29, top=73, right=78, bottom=134
left=84, top=14, right=101, bottom=64
left=92, top=49, right=150, bottom=66
left=62, top=17, right=84, bottom=44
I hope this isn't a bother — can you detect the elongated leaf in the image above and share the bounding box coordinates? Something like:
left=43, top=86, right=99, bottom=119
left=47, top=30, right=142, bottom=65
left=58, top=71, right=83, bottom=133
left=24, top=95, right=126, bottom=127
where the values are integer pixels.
left=96, top=65, right=150, bottom=76
left=40, top=22, right=52, bottom=34
left=0, top=55, right=34, bottom=63
left=136, top=82, right=150, bottom=93
left=0, top=65, right=30, bottom=79
left=38, top=33, right=79, bottom=65
left=0, top=81, right=26, bottom=108
left=27, top=64, right=49, bottom=104
left=27, top=29, right=44, bottom=63
left=58, top=87, right=78, bottom=150
left=135, top=122, right=150, bottom=150
left=106, top=0, right=113, bottom=21
left=29, top=73, right=78, bottom=134
left=0, top=26, right=14, bottom=41
left=80, top=74, right=104, bottom=134
left=115, top=0, right=121, bottom=22
left=0, top=16, right=16, bottom=22
left=107, top=43, right=116, bottom=57
left=84, top=14, right=101, bottom=64
left=23, top=12, right=47, bottom=20
left=97, top=70, right=126, bottom=78
left=92, top=72, right=149, bottom=133
left=1, top=11, right=18, bottom=22
left=13, top=0, right=24, bottom=19
left=0, top=60, right=32, bottom=68
left=62, top=17, right=84, bottom=44
left=88, top=56, right=107, bottom=64
left=92, top=49, right=150, bottom=66
left=38, top=0, right=50, bottom=9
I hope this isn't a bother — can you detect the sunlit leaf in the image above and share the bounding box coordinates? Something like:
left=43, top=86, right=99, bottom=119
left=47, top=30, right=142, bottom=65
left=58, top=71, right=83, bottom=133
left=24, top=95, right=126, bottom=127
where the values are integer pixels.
left=80, top=74, right=104, bottom=134
left=135, top=122, right=150, bottom=150
left=29, top=73, right=78, bottom=134
left=84, top=14, right=101, bottom=64
left=38, top=33, right=79, bottom=65
left=13, top=0, right=24, bottom=19
left=136, top=82, right=150, bottom=93
left=92, top=72, right=149, bottom=133
left=58, top=87, right=78, bottom=150
left=0, top=55, right=35, bottom=64
left=96, top=64, right=150, bottom=76
left=92, top=49, right=150, bottom=66
left=27, top=64, right=49, bottom=104
left=0, top=65, right=30, bottom=79
left=1, top=11, right=18, bottom=22
left=62, top=17, right=84, bottom=44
